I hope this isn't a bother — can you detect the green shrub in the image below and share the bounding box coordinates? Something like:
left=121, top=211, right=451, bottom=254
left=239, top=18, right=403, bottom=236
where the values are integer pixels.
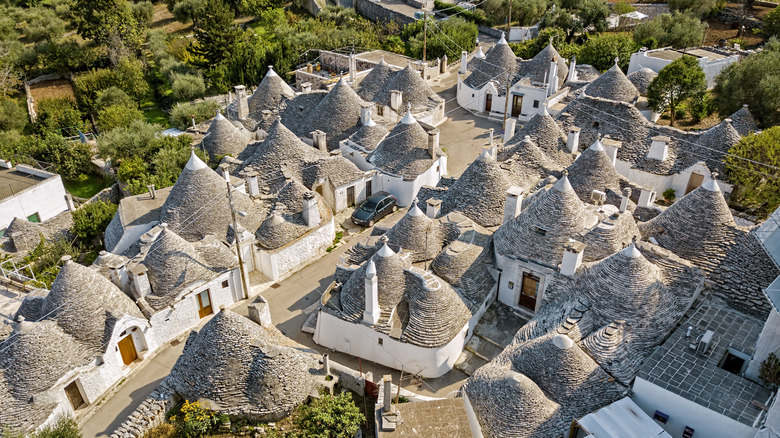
left=0, top=97, right=27, bottom=131
left=169, top=100, right=220, bottom=130
left=171, top=73, right=206, bottom=102
left=97, top=119, right=161, bottom=161
left=132, top=1, right=155, bottom=26
left=32, top=416, right=82, bottom=438
left=96, top=87, right=136, bottom=112
left=34, top=97, right=84, bottom=135
left=662, top=188, right=676, bottom=202
left=97, top=104, right=145, bottom=132
left=294, top=391, right=363, bottom=437
left=765, top=6, right=780, bottom=38
left=760, top=352, right=780, bottom=388
left=577, top=32, right=638, bottom=72
left=22, top=236, right=80, bottom=288
left=433, top=0, right=493, bottom=26
left=168, top=400, right=218, bottom=438
left=72, top=200, right=118, bottom=242
left=633, top=12, right=708, bottom=49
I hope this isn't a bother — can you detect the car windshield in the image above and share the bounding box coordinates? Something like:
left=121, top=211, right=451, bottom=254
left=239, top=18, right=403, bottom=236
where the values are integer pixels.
left=361, top=199, right=378, bottom=212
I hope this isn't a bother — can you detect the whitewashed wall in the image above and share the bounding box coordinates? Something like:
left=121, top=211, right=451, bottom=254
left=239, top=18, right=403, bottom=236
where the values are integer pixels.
left=258, top=218, right=335, bottom=282
left=746, top=308, right=780, bottom=380
left=495, top=252, right=556, bottom=313
left=333, top=179, right=369, bottom=213
left=340, top=143, right=374, bottom=172
left=614, top=160, right=733, bottom=200
left=375, top=157, right=446, bottom=207
left=632, top=377, right=758, bottom=438
left=110, top=222, right=157, bottom=256
left=627, top=50, right=740, bottom=89
left=0, top=175, right=69, bottom=230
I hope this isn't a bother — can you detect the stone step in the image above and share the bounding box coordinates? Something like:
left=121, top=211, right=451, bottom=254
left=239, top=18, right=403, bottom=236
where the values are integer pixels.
left=465, top=334, right=504, bottom=361
left=301, top=311, right=318, bottom=334
left=454, top=349, right=488, bottom=376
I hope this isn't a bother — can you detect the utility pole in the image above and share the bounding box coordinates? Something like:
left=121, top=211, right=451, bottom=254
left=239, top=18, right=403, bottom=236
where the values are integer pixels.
left=423, top=12, right=428, bottom=64
left=502, top=73, right=511, bottom=132
left=226, top=180, right=251, bottom=299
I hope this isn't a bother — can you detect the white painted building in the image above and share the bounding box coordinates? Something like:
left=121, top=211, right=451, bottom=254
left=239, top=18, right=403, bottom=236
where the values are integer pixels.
left=0, top=161, right=71, bottom=235
left=627, top=46, right=742, bottom=89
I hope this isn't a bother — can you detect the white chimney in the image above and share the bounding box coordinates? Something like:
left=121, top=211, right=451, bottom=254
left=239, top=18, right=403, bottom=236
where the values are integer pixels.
left=301, top=82, right=312, bottom=93
left=246, top=171, right=259, bottom=197
left=428, top=128, right=440, bottom=159
left=460, top=50, right=468, bottom=74
left=129, top=264, right=151, bottom=298
left=548, top=60, right=559, bottom=94
left=565, top=127, right=580, bottom=153
left=483, top=144, right=496, bottom=160
left=383, top=375, right=393, bottom=413
left=219, top=163, right=231, bottom=182
left=426, top=198, right=442, bottom=219
left=234, top=85, right=248, bottom=119
left=302, top=192, right=320, bottom=227
left=390, top=90, right=403, bottom=112
left=647, top=136, right=670, bottom=161
left=567, top=57, right=578, bottom=82
left=489, top=128, right=494, bottom=146
left=311, top=130, right=328, bottom=152
left=64, top=194, right=75, bottom=211
left=361, top=104, right=373, bottom=125
left=638, top=187, right=656, bottom=208
left=504, top=118, right=517, bottom=143
left=503, top=186, right=524, bottom=224
left=620, top=187, right=632, bottom=213
left=560, top=240, right=586, bottom=276
left=364, top=259, right=380, bottom=325
left=602, top=138, right=621, bottom=166
left=349, top=53, right=357, bottom=84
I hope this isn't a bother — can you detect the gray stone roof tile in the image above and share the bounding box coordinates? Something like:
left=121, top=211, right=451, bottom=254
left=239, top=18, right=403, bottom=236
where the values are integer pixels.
left=440, top=151, right=513, bottom=227
left=202, top=112, right=251, bottom=157
left=584, top=64, right=639, bottom=103
left=627, top=68, right=657, bottom=97
left=248, top=67, right=296, bottom=119
left=369, top=114, right=441, bottom=180
left=374, top=65, right=444, bottom=112
left=464, top=37, right=519, bottom=92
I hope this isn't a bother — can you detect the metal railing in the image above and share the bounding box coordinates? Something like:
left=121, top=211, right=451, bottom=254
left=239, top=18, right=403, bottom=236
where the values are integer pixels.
left=0, top=259, right=46, bottom=288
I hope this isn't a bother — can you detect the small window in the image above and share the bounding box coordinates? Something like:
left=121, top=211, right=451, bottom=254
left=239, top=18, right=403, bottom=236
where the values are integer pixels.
left=653, top=411, right=669, bottom=424
left=592, top=122, right=600, bottom=129
left=27, top=212, right=40, bottom=223
left=719, top=350, right=748, bottom=375
left=534, top=227, right=547, bottom=236
left=508, top=281, right=514, bottom=290
left=378, top=338, right=383, bottom=345
left=532, top=100, right=539, bottom=108
left=377, top=106, right=384, bottom=116
left=222, top=280, right=229, bottom=288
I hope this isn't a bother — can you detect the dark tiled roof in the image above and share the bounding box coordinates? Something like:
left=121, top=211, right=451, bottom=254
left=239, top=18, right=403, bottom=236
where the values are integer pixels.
left=505, top=109, right=573, bottom=165
left=566, top=138, right=623, bottom=202
left=464, top=37, right=519, bottom=92
left=167, top=309, right=319, bottom=420
left=308, top=79, right=364, bottom=150
left=4, top=217, right=43, bottom=252
left=347, top=118, right=389, bottom=152
left=584, top=64, right=639, bottom=103
left=627, top=68, right=657, bottom=97
left=440, top=151, right=513, bottom=227
left=374, top=65, right=444, bottom=112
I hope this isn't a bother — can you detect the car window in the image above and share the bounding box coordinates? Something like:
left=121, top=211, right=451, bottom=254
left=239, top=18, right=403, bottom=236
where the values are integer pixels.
left=377, top=199, right=387, bottom=210
left=361, top=199, right=378, bottom=212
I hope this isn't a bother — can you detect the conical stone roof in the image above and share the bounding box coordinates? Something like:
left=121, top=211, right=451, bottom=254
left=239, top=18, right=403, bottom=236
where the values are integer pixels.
left=306, top=79, right=363, bottom=150
left=4, top=217, right=43, bottom=252
left=202, top=111, right=250, bottom=157
left=494, top=174, right=597, bottom=267
left=167, top=309, right=318, bottom=420
left=374, top=64, right=443, bottom=111
left=627, top=68, right=657, bottom=97
left=340, top=244, right=408, bottom=317
left=585, top=63, right=638, bottom=103
left=728, top=105, right=758, bottom=136
left=566, top=138, right=622, bottom=201
left=465, top=35, right=519, bottom=91
left=43, top=259, right=143, bottom=352
left=248, top=67, right=296, bottom=119
left=505, top=108, right=570, bottom=163
left=383, top=202, right=441, bottom=262
left=358, top=58, right=393, bottom=101
left=441, top=151, right=513, bottom=227
left=369, top=114, right=437, bottom=180
left=515, top=43, right=568, bottom=85
left=697, top=118, right=742, bottom=155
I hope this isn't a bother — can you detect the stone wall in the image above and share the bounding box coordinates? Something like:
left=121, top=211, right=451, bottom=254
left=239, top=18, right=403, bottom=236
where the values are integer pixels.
left=355, top=0, right=415, bottom=26
left=110, top=381, right=178, bottom=438
left=717, top=10, right=762, bottom=30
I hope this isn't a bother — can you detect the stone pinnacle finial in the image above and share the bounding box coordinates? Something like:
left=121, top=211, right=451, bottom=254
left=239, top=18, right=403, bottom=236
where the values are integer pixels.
left=712, top=171, right=718, bottom=180
left=614, top=56, right=619, bottom=66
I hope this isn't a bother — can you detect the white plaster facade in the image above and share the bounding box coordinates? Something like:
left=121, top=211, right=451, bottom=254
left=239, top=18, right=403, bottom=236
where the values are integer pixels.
left=0, top=165, right=70, bottom=232
left=627, top=48, right=741, bottom=89
left=614, top=159, right=733, bottom=200
left=257, top=217, right=335, bottom=282
left=632, top=377, right=759, bottom=438
left=371, top=158, right=447, bottom=207
left=494, top=252, right=556, bottom=315
left=456, top=76, right=567, bottom=122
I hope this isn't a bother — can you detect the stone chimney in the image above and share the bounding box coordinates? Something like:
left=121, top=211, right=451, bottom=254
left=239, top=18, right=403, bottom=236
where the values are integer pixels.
left=64, top=193, right=75, bottom=211
left=10, top=232, right=29, bottom=252
left=129, top=263, right=151, bottom=298
left=302, top=192, right=320, bottom=227
left=548, top=59, right=559, bottom=93
left=441, top=54, right=448, bottom=72
left=503, top=119, right=517, bottom=143
left=638, top=187, right=656, bottom=208
left=565, top=127, right=580, bottom=153
left=602, top=137, right=621, bottom=166
left=219, top=163, right=231, bottom=182
left=383, top=375, right=394, bottom=413
left=363, top=259, right=380, bottom=325
left=620, top=187, right=632, bottom=213
left=301, top=82, right=312, bottom=93
left=234, top=85, right=248, bottom=119
left=647, top=136, right=670, bottom=161
left=503, top=187, right=524, bottom=224
left=426, top=198, right=442, bottom=219
left=246, top=171, right=259, bottom=197
left=460, top=51, right=468, bottom=74
left=390, top=90, right=403, bottom=112
left=349, top=53, right=357, bottom=84
left=311, top=130, right=328, bottom=152
left=428, top=128, right=440, bottom=159
left=483, top=144, right=496, bottom=160
left=567, top=57, right=578, bottom=82
left=361, top=103, right=373, bottom=126
left=560, top=240, right=586, bottom=276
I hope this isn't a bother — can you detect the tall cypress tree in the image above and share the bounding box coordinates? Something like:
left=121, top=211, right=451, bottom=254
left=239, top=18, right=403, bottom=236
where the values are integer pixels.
left=190, top=0, right=242, bottom=68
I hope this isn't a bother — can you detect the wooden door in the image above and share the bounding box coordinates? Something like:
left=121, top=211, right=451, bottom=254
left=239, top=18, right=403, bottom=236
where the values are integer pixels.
left=512, top=95, right=523, bottom=118
left=686, top=172, right=705, bottom=194
left=519, top=272, right=539, bottom=311
left=347, top=185, right=356, bottom=206
left=365, top=180, right=372, bottom=197
left=64, top=381, right=85, bottom=410
left=197, top=290, right=213, bottom=319
left=485, top=93, right=492, bottom=112
left=118, top=334, right=137, bottom=365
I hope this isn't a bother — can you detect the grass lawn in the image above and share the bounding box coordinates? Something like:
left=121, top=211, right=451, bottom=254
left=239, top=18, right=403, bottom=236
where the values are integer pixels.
left=63, top=174, right=114, bottom=199
left=143, top=106, right=171, bottom=128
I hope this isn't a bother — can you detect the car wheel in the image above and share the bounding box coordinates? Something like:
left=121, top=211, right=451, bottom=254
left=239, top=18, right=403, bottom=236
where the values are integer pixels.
left=368, top=220, right=375, bottom=227
left=392, top=205, right=398, bottom=212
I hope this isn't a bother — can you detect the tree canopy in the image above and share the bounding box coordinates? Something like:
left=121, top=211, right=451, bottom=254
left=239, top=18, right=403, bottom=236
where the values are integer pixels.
left=633, top=12, right=708, bottom=49
left=726, top=127, right=780, bottom=217
left=647, top=55, right=706, bottom=126
left=577, top=32, right=638, bottom=71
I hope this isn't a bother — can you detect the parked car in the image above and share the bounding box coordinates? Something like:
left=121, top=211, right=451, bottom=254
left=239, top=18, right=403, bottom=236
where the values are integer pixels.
left=351, top=192, right=398, bottom=227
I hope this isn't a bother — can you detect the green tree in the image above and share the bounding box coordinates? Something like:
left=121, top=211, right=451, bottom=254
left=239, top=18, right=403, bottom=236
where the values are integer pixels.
left=72, top=0, right=142, bottom=47
left=32, top=416, right=82, bottom=438
left=97, top=104, right=145, bottom=132
left=577, top=32, right=638, bottom=71
left=760, top=353, right=780, bottom=388
left=96, top=86, right=135, bottom=111
left=97, top=119, right=161, bottom=161
left=402, top=16, right=477, bottom=61
left=169, top=0, right=206, bottom=23
left=169, top=100, right=220, bottom=130
left=762, top=6, right=780, bottom=39
left=171, top=73, right=206, bottom=101
left=647, top=55, right=706, bottom=126
left=612, top=0, right=636, bottom=16
left=633, top=12, right=708, bottom=49
left=190, top=0, right=243, bottom=69
left=578, top=0, right=611, bottom=34
left=668, top=0, right=722, bottom=18
left=294, top=391, right=364, bottom=438
left=0, top=97, right=27, bottom=131
left=72, top=200, right=118, bottom=243
left=713, top=40, right=780, bottom=128
left=510, top=27, right=580, bottom=60
left=34, top=97, right=84, bottom=135
left=483, top=0, right=548, bottom=27
left=725, top=127, right=780, bottom=217
left=115, top=57, right=149, bottom=104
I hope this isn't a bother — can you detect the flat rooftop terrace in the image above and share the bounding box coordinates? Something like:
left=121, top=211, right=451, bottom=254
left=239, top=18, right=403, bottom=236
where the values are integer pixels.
left=637, top=297, right=771, bottom=426
left=0, top=168, right=47, bottom=202
left=647, top=48, right=730, bottom=61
